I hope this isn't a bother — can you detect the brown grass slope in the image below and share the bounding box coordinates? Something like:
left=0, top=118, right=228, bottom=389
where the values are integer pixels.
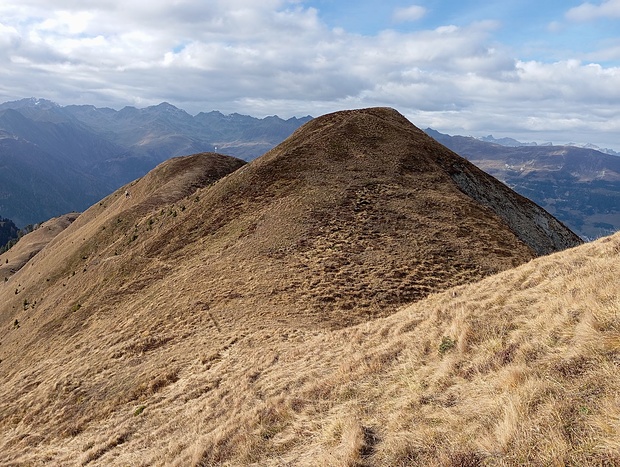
left=0, top=108, right=587, bottom=465
left=0, top=221, right=616, bottom=466
left=61, top=106, right=577, bottom=329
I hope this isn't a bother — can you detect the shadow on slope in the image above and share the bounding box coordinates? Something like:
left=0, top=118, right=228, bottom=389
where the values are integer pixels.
left=427, top=129, right=620, bottom=239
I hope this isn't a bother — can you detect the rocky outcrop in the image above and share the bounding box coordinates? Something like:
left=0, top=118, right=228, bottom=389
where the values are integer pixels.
left=446, top=164, right=582, bottom=255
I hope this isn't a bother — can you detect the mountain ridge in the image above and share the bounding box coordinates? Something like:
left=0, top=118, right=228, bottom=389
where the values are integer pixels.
left=2, top=96, right=617, bottom=240
left=475, top=132, right=619, bottom=155
left=0, top=108, right=582, bottom=318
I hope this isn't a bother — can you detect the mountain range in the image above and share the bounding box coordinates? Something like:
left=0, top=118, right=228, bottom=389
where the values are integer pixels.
left=1, top=98, right=618, bottom=242
left=2, top=108, right=609, bottom=466
left=0, top=98, right=310, bottom=227
left=477, top=133, right=620, bottom=156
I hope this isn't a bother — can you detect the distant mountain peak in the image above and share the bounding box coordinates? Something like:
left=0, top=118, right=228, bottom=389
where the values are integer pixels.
left=0, top=97, right=313, bottom=225
left=151, top=101, right=185, bottom=113
left=426, top=128, right=619, bottom=156
left=565, top=141, right=619, bottom=156
left=0, top=97, right=60, bottom=111
left=478, top=134, right=539, bottom=147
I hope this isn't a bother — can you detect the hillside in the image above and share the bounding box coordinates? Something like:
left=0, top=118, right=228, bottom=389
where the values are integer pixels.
left=0, top=108, right=586, bottom=465
left=0, top=120, right=113, bottom=227
left=426, top=128, right=620, bottom=239
left=0, top=213, right=79, bottom=282
left=1, top=230, right=616, bottom=465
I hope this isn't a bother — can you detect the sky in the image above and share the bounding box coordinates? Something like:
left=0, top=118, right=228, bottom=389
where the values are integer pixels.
left=1, top=0, right=620, bottom=149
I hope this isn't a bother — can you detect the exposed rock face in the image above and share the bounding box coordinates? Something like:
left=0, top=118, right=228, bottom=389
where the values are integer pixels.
left=444, top=162, right=582, bottom=255
left=426, top=128, right=620, bottom=239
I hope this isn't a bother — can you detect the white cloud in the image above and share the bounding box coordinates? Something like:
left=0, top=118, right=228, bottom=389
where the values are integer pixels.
left=0, top=22, right=20, bottom=55
left=393, top=5, right=427, bottom=23
left=566, top=0, right=620, bottom=21
left=587, top=40, right=620, bottom=62
left=37, top=10, right=94, bottom=34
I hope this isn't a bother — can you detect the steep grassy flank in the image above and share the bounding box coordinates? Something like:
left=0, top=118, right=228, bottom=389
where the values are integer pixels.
left=182, top=231, right=619, bottom=466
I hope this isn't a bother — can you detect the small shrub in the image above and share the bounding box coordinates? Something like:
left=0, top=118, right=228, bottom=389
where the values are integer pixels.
left=439, top=336, right=456, bottom=355
left=134, top=405, right=146, bottom=416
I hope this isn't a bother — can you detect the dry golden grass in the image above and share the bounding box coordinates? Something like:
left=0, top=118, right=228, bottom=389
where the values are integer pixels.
left=1, top=230, right=614, bottom=466
left=0, top=108, right=600, bottom=466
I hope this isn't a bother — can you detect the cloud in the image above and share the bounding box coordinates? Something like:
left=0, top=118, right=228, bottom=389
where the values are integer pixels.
left=0, top=1, right=500, bottom=109
left=566, top=0, right=620, bottom=21
left=0, top=1, right=619, bottom=147
left=587, top=39, right=620, bottom=62
left=0, top=22, right=20, bottom=55
left=392, top=5, right=427, bottom=23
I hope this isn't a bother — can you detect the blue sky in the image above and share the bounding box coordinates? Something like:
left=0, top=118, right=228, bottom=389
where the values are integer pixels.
left=1, top=0, right=620, bottom=148
left=311, top=0, right=619, bottom=64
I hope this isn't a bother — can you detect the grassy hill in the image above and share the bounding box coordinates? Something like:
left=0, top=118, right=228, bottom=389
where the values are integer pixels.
left=0, top=109, right=597, bottom=466
left=1, top=231, right=616, bottom=465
